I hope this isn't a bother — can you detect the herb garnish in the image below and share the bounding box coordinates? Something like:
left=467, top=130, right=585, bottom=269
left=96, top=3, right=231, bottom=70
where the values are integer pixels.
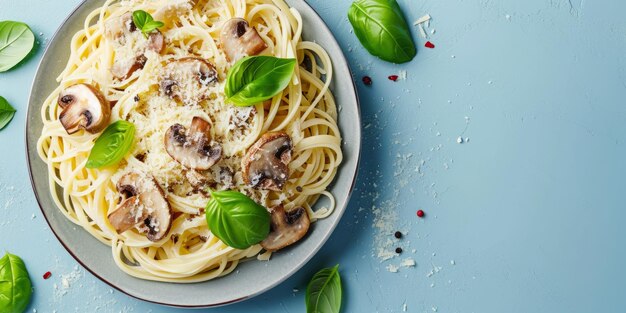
left=0, top=21, right=35, bottom=72
left=132, top=10, right=164, bottom=38
left=306, top=265, right=342, bottom=313
left=224, top=56, right=296, bottom=107
left=86, top=120, right=135, bottom=168
left=0, top=252, right=33, bottom=313
left=0, top=96, right=16, bottom=131
left=205, top=190, right=270, bottom=249
left=348, top=0, right=416, bottom=63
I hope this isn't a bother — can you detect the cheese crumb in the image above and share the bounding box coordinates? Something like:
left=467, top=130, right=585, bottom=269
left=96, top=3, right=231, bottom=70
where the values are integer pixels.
left=386, top=264, right=399, bottom=273
left=400, top=258, right=416, bottom=267
left=418, top=24, right=427, bottom=38
left=413, top=14, right=431, bottom=25
left=398, top=70, right=407, bottom=80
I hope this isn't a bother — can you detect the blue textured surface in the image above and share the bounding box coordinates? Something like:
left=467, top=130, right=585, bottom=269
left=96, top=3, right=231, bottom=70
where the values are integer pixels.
left=1, top=0, right=626, bottom=312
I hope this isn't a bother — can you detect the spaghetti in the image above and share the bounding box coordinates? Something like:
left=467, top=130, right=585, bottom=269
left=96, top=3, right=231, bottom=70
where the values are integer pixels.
left=37, top=0, right=342, bottom=282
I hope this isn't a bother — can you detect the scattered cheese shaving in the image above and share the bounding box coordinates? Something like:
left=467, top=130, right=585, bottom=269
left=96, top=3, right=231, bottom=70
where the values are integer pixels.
left=398, top=70, right=407, bottom=80
left=418, top=24, right=427, bottom=38
left=413, top=14, right=431, bottom=26
left=400, top=258, right=416, bottom=267
left=386, top=264, right=399, bottom=273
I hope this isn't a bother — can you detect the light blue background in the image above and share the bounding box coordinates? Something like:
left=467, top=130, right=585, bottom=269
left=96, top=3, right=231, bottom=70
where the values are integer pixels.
left=1, top=0, right=625, bottom=312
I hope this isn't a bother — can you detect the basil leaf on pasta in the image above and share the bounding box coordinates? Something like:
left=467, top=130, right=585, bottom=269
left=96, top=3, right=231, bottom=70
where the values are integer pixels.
left=205, top=190, right=270, bottom=249
left=132, top=10, right=163, bottom=38
left=0, top=96, right=16, bottom=130
left=225, top=56, right=296, bottom=107
left=0, top=21, right=35, bottom=72
left=306, top=265, right=342, bottom=313
left=0, top=252, right=33, bottom=313
left=86, top=120, right=135, bottom=168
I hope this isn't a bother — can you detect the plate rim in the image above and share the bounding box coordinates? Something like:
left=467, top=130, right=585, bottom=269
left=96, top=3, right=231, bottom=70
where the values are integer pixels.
left=25, top=0, right=361, bottom=308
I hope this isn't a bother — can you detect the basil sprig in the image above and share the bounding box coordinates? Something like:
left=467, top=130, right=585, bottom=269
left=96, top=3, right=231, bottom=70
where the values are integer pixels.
left=132, top=10, right=164, bottom=38
left=0, top=96, right=16, bottom=131
left=0, top=252, right=32, bottom=313
left=348, top=0, right=416, bottom=63
left=225, top=56, right=296, bottom=107
left=205, top=190, right=270, bottom=249
left=0, top=21, right=35, bottom=72
left=306, top=265, right=342, bottom=313
left=86, top=120, right=135, bottom=168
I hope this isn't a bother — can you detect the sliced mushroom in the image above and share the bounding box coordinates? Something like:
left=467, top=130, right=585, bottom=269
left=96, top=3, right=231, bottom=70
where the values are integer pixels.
left=57, top=83, right=111, bottom=134
left=147, top=29, right=165, bottom=52
left=105, top=12, right=165, bottom=80
left=164, top=116, right=222, bottom=170
left=107, top=196, right=149, bottom=234
left=261, top=205, right=310, bottom=251
left=160, top=57, right=218, bottom=102
left=107, top=172, right=172, bottom=242
left=220, top=18, right=267, bottom=62
left=136, top=190, right=173, bottom=241
left=242, top=132, right=292, bottom=191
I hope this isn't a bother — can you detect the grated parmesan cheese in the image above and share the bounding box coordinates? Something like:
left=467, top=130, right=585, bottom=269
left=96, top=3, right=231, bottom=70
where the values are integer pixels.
left=418, top=24, right=427, bottom=38
left=400, top=258, right=416, bottom=267
left=413, top=14, right=431, bottom=26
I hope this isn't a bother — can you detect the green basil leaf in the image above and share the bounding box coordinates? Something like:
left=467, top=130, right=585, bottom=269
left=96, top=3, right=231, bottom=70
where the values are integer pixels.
left=306, top=265, right=342, bottom=313
left=225, top=56, right=296, bottom=107
left=0, top=252, right=33, bottom=313
left=348, top=0, right=416, bottom=63
left=86, top=120, right=135, bottom=168
left=132, top=10, right=163, bottom=38
left=205, top=190, right=270, bottom=249
left=0, top=21, right=35, bottom=72
left=132, top=10, right=152, bottom=30
left=143, top=21, right=164, bottom=33
left=0, top=96, right=16, bottom=131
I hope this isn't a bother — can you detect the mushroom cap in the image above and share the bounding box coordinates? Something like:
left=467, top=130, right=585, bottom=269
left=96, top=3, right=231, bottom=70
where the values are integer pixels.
left=164, top=116, right=222, bottom=170
left=147, top=30, right=166, bottom=54
left=108, top=172, right=172, bottom=242
left=105, top=12, right=165, bottom=80
left=137, top=189, right=172, bottom=242
left=220, top=18, right=267, bottom=62
left=242, top=132, right=292, bottom=191
left=111, top=55, right=146, bottom=81
left=57, top=83, right=111, bottom=134
left=260, top=205, right=310, bottom=251
left=160, top=57, right=218, bottom=102
left=107, top=196, right=149, bottom=234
